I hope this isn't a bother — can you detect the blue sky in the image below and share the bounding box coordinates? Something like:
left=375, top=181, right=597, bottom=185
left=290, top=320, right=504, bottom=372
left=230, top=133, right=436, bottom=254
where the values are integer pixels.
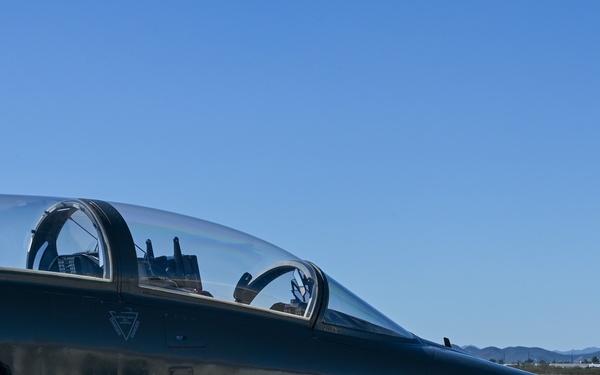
left=2, top=1, right=599, bottom=351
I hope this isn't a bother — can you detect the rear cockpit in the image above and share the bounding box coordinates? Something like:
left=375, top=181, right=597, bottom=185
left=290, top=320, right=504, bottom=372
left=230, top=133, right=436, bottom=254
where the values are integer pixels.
left=26, top=200, right=111, bottom=280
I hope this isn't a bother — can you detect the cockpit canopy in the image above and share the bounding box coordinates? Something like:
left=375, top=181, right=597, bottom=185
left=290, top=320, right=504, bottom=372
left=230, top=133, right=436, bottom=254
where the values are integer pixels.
left=0, top=195, right=412, bottom=338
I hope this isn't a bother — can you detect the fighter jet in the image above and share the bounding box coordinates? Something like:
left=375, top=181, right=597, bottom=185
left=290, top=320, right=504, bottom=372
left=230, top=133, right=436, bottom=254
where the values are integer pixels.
left=0, top=195, right=531, bottom=374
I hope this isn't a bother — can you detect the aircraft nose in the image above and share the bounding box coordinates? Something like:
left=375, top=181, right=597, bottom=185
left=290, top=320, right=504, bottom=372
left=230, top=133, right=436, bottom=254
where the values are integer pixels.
left=429, top=347, right=533, bottom=375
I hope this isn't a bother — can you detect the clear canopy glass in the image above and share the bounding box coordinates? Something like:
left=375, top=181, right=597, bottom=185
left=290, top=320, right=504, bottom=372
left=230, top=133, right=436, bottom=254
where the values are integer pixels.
left=0, top=195, right=413, bottom=337
left=325, top=275, right=413, bottom=338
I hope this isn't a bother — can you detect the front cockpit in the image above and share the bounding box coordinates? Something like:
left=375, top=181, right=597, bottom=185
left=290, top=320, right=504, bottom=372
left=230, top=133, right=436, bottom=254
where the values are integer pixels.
left=116, top=201, right=319, bottom=319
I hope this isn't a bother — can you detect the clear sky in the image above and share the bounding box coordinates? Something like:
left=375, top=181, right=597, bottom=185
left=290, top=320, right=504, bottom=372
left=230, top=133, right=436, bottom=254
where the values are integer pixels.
left=2, top=1, right=599, bottom=351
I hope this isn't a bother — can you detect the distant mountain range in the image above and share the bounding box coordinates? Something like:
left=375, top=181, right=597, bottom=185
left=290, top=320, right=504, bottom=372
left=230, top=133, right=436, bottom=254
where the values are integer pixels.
left=554, top=347, right=600, bottom=356
left=462, top=346, right=600, bottom=364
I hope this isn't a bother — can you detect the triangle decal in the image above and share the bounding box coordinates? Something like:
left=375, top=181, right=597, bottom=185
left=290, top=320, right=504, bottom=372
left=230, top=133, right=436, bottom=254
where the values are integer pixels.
left=109, top=311, right=140, bottom=341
